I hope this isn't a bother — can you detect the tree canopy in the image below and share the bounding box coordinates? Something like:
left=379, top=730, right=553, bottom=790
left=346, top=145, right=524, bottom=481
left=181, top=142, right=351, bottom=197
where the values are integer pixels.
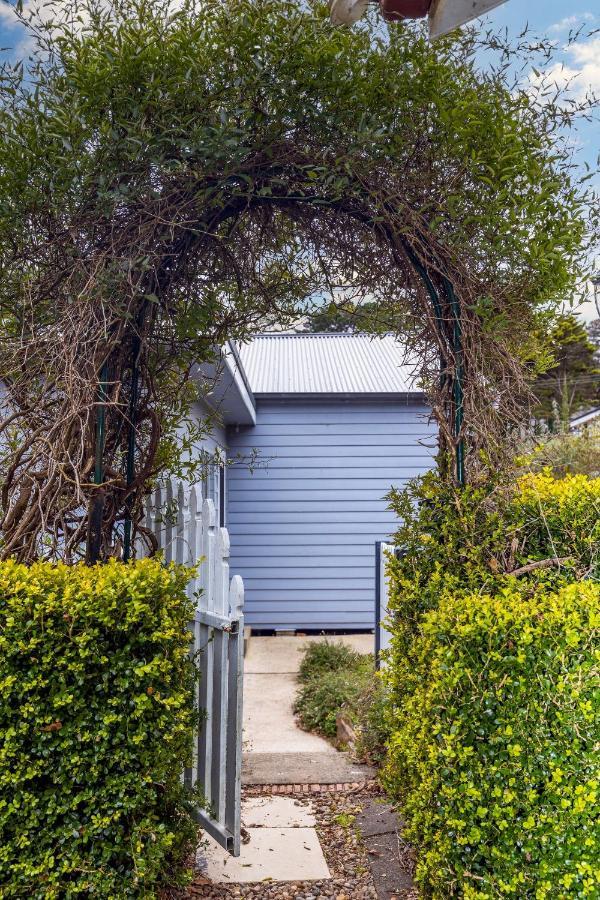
left=0, top=0, right=594, bottom=560
left=534, top=315, right=600, bottom=425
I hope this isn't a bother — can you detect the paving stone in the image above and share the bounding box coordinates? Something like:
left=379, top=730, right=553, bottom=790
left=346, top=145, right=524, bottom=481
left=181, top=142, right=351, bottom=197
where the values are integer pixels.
left=198, top=827, right=330, bottom=884
left=356, top=800, right=402, bottom=837
left=243, top=751, right=375, bottom=785
left=356, top=798, right=416, bottom=900
left=242, top=796, right=316, bottom=829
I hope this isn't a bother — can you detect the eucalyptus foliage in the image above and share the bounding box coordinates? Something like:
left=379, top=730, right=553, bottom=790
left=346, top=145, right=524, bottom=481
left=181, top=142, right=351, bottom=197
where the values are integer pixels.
left=0, top=0, right=593, bottom=560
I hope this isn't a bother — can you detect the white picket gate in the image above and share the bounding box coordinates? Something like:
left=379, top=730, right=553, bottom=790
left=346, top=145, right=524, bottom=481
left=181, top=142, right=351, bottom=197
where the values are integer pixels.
left=142, top=481, right=244, bottom=857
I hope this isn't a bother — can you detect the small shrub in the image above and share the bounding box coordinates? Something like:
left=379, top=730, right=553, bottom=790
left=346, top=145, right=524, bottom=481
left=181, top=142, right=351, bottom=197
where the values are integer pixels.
left=297, top=639, right=368, bottom=683
left=384, top=580, right=600, bottom=899
left=523, top=424, right=600, bottom=478
left=0, top=557, right=198, bottom=898
left=353, top=678, right=391, bottom=767
left=294, top=641, right=373, bottom=738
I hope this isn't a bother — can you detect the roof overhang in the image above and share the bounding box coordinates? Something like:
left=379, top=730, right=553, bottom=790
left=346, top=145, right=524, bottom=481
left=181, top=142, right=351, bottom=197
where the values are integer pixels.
left=193, top=343, right=256, bottom=427
left=330, top=0, right=508, bottom=37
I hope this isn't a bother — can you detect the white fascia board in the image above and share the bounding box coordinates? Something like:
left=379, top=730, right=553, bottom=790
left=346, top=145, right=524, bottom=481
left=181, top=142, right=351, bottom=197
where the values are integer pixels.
left=330, top=0, right=370, bottom=25
left=222, top=343, right=257, bottom=426
left=429, top=0, right=508, bottom=38
left=193, top=345, right=257, bottom=427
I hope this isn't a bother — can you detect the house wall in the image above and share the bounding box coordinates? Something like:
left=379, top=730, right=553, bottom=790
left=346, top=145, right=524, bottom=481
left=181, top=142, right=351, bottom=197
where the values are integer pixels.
left=179, top=399, right=227, bottom=515
left=226, top=397, right=436, bottom=631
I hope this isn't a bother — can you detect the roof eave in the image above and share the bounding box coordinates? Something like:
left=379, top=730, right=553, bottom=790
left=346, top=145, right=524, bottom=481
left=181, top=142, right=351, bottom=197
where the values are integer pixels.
left=252, top=391, right=427, bottom=401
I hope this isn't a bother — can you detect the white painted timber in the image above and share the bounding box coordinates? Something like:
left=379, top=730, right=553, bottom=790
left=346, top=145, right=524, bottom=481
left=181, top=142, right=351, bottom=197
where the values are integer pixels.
left=143, top=483, right=245, bottom=857
left=429, top=0, right=508, bottom=38
left=376, top=542, right=395, bottom=666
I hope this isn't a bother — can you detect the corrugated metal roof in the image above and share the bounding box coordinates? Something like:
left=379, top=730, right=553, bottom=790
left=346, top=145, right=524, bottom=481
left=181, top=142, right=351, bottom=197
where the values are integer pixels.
left=236, top=333, right=422, bottom=395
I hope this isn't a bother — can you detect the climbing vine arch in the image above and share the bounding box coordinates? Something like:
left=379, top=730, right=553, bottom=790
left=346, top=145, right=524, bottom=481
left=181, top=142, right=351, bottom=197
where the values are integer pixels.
left=0, top=0, right=590, bottom=562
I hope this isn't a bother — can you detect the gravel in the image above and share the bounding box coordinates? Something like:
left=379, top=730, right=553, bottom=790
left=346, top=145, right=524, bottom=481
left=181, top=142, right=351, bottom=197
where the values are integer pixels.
left=186, top=788, right=385, bottom=899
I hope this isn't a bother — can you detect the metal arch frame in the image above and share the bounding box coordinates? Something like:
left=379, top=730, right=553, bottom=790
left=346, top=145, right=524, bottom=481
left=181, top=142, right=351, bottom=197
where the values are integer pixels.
left=402, top=243, right=465, bottom=486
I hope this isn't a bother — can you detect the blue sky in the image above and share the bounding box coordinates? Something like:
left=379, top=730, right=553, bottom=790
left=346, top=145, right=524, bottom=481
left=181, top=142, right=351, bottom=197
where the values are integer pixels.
left=1, top=0, right=598, bottom=318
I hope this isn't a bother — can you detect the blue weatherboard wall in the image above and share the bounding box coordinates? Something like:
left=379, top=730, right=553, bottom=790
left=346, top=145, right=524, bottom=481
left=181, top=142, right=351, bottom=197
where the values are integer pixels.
left=226, top=398, right=435, bottom=631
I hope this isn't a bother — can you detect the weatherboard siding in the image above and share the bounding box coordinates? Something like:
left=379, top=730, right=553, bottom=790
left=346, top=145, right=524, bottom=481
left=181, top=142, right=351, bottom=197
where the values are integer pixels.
left=227, top=398, right=435, bottom=631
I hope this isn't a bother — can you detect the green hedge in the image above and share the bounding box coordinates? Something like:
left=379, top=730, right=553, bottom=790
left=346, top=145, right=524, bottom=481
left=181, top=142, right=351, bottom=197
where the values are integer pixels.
left=384, top=580, right=600, bottom=899
left=0, top=557, right=198, bottom=898
left=383, top=470, right=600, bottom=898
left=385, top=470, right=600, bottom=663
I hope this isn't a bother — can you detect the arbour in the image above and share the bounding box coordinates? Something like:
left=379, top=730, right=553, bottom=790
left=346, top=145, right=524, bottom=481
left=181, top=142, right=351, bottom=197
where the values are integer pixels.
left=0, top=0, right=592, bottom=562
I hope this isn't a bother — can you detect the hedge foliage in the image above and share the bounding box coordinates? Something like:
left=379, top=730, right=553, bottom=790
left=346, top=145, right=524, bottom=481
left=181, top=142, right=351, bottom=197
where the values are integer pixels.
left=0, top=558, right=198, bottom=898
left=384, top=471, right=600, bottom=898
left=387, top=581, right=599, bottom=899
left=386, top=469, right=600, bottom=659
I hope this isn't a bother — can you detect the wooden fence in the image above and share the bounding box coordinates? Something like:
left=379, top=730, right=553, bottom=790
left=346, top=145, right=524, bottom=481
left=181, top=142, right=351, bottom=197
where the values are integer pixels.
left=142, top=481, right=244, bottom=857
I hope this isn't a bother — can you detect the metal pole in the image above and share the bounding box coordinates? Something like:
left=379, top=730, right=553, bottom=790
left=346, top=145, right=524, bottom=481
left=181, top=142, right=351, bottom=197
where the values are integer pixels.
left=123, top=335, right=141, bottom=563
left=402, top=243, right=465, bottom=485
left=375, top=541, right=382, bottom=670
left=87, top=361, right=109, bottom=564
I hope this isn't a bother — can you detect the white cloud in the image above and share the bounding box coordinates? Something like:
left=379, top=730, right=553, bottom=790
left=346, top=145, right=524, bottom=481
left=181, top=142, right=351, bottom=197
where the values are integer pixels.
left=548, top=13, right=596, bottom=35
left=576, top=279, right=600, bottom=324
left=527, top=35, right=600, bottom=101
left=568, top=36, right=600, bottom=94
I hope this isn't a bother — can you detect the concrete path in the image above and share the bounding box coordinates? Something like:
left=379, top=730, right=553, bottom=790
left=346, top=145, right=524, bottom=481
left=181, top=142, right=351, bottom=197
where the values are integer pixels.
left=242, top=634, right=375, bottom=785
left=200, top=636, right=381, bottom=889
left=199, top=796, right=330, bottom=884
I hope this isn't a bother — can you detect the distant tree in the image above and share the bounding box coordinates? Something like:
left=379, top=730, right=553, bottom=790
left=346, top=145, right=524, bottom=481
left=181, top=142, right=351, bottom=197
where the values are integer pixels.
left=534, top=315, right=600, bottom=426
left=588, top=318, right=600, bottom=362
left=306, top=301, right=384, bottom=333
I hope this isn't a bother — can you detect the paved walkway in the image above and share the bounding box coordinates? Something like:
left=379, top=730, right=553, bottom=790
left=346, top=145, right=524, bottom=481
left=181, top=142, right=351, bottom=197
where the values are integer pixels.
left=242, top=634, right=375, bottom=785
left=198, top=635, right=377, bottom=887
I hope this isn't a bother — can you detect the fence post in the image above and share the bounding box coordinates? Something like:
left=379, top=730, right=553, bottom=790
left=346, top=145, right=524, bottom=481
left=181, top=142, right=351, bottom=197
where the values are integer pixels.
left=226, top=574, right=244, bottom=857
left=175, top=482, right=186, bottom=567
left=215, top=527, right=231, bottom=617
left=188, top=484, right=201, bottom=603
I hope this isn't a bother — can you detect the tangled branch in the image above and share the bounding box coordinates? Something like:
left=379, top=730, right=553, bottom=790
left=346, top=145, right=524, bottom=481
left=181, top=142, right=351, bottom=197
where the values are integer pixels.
left=0, top=0, right=592, bottom=562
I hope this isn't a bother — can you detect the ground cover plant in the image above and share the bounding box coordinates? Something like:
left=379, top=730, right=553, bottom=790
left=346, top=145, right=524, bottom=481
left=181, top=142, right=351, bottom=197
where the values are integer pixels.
left=294, top=641, right=373, bottom=739
left=383, top=470, right=600, bottom=898
left=294, top=641, right=389, bottom=763
left=0, top=557, right=198, bottom=897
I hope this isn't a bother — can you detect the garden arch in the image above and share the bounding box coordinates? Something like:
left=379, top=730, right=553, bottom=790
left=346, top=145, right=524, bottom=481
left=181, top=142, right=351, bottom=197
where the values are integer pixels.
left=0, top=0, right=587, bottom=564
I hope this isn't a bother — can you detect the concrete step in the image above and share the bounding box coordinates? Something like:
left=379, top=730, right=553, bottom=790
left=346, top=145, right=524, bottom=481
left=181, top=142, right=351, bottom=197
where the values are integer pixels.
left=243, top=751, right=375, bottom=786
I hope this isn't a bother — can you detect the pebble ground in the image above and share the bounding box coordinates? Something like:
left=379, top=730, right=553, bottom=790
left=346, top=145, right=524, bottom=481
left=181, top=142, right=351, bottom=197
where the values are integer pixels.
left=186, top=785, right=417, bottom=900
